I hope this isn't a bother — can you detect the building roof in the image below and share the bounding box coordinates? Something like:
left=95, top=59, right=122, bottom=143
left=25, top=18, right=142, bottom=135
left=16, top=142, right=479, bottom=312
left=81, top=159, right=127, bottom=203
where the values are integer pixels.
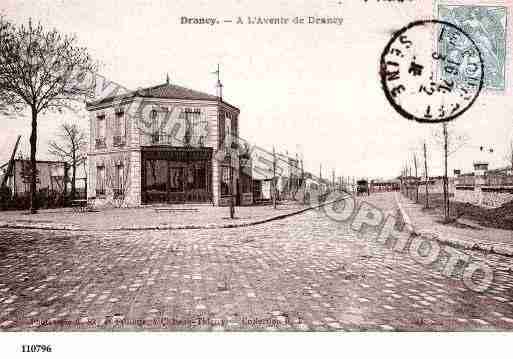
left=137, top=83, right=218, bottom=101
left=87, top=82, right=239, bottom=111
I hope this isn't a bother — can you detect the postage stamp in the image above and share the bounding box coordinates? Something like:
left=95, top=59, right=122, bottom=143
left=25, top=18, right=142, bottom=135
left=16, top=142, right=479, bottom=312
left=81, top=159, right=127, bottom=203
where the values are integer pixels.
left=438, top=5, right=508, bottom=91
left=380, top=20, right=484, bottom=123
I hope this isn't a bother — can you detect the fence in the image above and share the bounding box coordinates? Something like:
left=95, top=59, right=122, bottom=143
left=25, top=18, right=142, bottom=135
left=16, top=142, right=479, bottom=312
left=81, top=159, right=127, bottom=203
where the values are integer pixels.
left=456, top=174, right=513, bottom=187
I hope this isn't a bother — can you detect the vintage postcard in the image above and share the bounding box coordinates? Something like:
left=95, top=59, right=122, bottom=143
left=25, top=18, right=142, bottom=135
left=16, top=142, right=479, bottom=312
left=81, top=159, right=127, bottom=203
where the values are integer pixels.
left=0, top=0, right=512, bottom=357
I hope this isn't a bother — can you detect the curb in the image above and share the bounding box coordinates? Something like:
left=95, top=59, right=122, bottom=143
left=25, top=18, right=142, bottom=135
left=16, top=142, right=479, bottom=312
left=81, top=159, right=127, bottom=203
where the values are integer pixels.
left=0, top=197, right=347, bottom=233
left=394, top=193, right=416, bottom=235
left=394, top=194, right=513, bottom=258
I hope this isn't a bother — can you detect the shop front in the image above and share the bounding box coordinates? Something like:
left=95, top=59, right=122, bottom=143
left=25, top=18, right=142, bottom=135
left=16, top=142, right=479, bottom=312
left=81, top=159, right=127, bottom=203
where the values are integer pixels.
left=141, top=146, right=213, bottom=204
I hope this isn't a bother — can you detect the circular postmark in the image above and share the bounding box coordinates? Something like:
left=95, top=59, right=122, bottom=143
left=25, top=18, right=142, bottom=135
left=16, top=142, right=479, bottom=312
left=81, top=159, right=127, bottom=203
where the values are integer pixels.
left=380, top=20, right=484, bottom=123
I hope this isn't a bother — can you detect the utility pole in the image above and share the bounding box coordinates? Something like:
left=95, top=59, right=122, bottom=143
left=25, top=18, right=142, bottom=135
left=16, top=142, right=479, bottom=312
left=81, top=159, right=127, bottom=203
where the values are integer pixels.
left=229, top=162, right=234, bottom=219
left=442, top=123, right=449, bottom=220
left=294, top=152, right=299, bottom=199
left=300, top=159, right=304, bottom=187
left=332, top=169, right=335, bottom=192
left=409, top=164, right=413, bottom=200
left=423, top=142, right=429, bottom=209
left=287, top=150, right=291, bottom=198
left=404, top=164, right=408, bottom=198
left=273, top=146, right=277, bottom=209
left=227, top=151, right=234, bottom=219
left=300, top=158, right=305, bottom=203
left=414, top=152, right=419, bottom=203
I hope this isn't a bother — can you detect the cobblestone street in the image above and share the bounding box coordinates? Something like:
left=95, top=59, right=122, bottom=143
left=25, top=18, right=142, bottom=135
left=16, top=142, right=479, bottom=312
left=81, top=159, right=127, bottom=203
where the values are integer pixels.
left=1, top=192, right=512, bottom=331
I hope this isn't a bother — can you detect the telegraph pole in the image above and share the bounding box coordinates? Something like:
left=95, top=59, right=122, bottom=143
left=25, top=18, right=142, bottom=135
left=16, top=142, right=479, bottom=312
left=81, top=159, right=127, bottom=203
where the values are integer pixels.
left=300, top=159, right=304, bottom=186
left=414, top=152, right=419, bottom=203
left=423, top=142, right=429, bottom=209
left=229, top=161, right=234, bottom=219
left=409, top=164, right=412, bottom=200
left=300, top=158, right=305, bottom=203
left=443, top=122, right=449, bottom=220
left=273, top=146, right=277, bottom=209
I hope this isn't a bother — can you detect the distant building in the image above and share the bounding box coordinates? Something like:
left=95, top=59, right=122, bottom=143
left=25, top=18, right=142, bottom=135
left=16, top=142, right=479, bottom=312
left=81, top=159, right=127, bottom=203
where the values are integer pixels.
left=0, top=159, right=67, bottom=196
left=85, top=79, right=240, bottom=207
left=370, top=179, right=400, bottom=192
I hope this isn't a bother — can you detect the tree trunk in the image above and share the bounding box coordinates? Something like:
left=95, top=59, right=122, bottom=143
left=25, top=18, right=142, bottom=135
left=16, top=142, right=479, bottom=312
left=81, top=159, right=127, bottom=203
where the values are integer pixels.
left=71, top=152, right=77, bottom=200
left=414, top=153, right=419, bottom=203
left=443, top=123, right=449, bottom=221
left=29, top=106, right=38, bottom=214
left=229, top=162, right=234, bottom=219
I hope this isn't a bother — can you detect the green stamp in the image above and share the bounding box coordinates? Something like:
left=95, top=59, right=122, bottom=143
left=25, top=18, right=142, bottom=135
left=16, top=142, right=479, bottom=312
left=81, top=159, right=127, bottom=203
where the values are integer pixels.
left=438, top=5, right=507, bottom=91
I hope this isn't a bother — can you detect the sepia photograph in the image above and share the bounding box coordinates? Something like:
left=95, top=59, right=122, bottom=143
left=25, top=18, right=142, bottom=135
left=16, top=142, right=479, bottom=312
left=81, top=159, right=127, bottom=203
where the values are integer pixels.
left=0, top=0, right=512, bottom=357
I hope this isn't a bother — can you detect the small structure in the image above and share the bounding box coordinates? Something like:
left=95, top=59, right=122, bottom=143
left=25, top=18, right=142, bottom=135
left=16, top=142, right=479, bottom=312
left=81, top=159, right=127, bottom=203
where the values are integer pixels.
left=370, top=179, right=400, bottom=192
left=356, top=179, right=370, bottom=196
left=0, top=158, right=67, bottom=209
left=238, top=149, right=253, bottom=205
left=251, top=171, right=272, bottom=203
left=454, top=150, right=513, bottom=207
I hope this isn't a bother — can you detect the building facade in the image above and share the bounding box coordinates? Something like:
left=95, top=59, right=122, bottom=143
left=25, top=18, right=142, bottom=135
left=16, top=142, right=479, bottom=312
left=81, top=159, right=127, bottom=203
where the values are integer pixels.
left=1, top=159, right=67, bottom=196
left=85, top=81, right=240, bottom=207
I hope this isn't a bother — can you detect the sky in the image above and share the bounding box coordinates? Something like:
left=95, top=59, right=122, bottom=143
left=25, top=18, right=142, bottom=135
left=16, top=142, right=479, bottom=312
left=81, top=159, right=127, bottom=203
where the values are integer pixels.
left=0, top=0, right=512, bottom=179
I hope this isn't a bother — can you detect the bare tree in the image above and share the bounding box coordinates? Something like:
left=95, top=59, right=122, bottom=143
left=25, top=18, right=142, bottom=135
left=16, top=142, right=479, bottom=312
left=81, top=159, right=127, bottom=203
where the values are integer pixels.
left=413, top=152, right=420, bottom=203
left=433, top=123, right=468, bottom=222
left=48, top=123, right=87, bottom=199
left=0, top=17, right=95, bottom=212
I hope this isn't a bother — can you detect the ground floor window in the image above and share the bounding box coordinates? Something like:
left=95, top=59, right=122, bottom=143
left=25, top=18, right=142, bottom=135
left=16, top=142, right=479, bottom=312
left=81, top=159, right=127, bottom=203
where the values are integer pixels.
left=114, top=164, right=125, bottom=198
left=96, top=166, right=105, bottom=196
left=169, top=167, right=183, bottom=192
left=221, top=166, right=231, bottom=196
left=145, top=160, right=167, bottom=192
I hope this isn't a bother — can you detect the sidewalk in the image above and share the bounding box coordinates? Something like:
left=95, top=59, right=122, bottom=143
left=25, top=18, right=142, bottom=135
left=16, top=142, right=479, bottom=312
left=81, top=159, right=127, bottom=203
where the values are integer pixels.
left=395, top=193, right=513, bottom=257
left=0, top=200, right=334, bottom=232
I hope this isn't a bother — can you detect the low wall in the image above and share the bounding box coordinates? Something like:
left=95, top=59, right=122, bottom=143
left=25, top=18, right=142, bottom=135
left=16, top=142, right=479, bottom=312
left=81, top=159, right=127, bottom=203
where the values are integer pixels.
left=454, top=185, right=513, bottom=208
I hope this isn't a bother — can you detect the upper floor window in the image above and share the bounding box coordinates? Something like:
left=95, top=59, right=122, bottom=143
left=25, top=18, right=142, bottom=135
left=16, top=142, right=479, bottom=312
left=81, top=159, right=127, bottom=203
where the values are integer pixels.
left=179, top=108, right=201, bottom=146
left=224, top=114, right=232, bottom=147
left=150, top=109, right=159, bottom=143
left=96, top=115, right=106, bottom=138
left=96, top=115, right=106, bottom=149
left=113, top=111, right=126, bottom=146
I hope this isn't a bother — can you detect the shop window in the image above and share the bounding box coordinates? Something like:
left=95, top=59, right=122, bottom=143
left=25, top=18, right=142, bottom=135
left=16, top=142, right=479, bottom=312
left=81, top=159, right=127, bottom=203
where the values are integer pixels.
left=169, top=167, right=184, bottom=192
left=145, top=160, right=167, bottom=192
